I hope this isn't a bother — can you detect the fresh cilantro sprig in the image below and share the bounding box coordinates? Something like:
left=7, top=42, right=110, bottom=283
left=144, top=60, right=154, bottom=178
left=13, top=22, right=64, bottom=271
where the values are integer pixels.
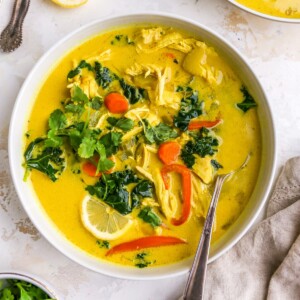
left=0, top=279, right=52, bottom=300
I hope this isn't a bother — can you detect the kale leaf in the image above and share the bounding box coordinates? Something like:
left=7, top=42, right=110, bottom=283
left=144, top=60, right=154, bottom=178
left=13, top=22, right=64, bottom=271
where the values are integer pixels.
left=119, top=79, right=147, bottom=104
left=143, top=120, right=178, bottom=144
left=107, top=117, right=134, bottom=132
left=67, top=60, right=93, bottom=79
left=181, top=129, right=219, bottom=169
left=236, top=85, right=257, bottom=112
left=138, top=207, right=162, bottom=227
left=24, top=138, right=65, bottom=182
left=174, top=87, right=203, bottom=131
left=94, top=61, right=116, bottom=89
left=86, top=170, right=140, bottom=215
left=131, top=180, right=154, bottom=208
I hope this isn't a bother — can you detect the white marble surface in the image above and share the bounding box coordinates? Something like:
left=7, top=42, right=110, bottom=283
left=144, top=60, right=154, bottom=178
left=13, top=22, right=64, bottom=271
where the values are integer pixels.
left=0, top=0, right=300, bottom=299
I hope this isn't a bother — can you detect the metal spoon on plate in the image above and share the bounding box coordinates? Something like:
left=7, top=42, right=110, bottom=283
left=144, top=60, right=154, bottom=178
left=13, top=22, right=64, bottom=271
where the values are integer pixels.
left=181, top=154, right=250, bottom=300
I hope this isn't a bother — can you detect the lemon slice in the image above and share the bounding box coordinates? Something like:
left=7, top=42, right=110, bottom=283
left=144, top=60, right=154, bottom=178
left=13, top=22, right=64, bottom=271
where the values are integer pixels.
left=51, top=0, right=88, bottom=8
left=81, top=195, right=133, bottom=240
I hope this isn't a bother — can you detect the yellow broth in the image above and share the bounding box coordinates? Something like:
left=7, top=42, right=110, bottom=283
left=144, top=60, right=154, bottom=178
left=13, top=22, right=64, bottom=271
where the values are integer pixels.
left=236, top=0, right=300, bottom=19
left=25, top=25, right=261, bottom=267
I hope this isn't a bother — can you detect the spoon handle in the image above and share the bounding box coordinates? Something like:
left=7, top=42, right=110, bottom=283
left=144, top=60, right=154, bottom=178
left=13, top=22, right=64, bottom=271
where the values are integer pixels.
left=0, top=0, right=30, bottom=52
left=182, top=175, right=227, bottom=300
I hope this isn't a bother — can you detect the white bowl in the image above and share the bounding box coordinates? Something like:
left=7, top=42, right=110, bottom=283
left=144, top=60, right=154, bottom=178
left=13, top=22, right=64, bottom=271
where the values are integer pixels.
left=228, top=0, right=300, bottom=23
left=0, top=271, right=59, bottom=299
left=9, top=13, right=276, bottom=279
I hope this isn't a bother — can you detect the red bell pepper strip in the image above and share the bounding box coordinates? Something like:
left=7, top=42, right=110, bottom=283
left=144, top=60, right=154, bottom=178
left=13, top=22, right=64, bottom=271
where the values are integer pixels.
left=188, top=119, right=221, bottom=131
left=161, top=164, right=192, bottom=226
left=106, top=236, right=186, bottom=256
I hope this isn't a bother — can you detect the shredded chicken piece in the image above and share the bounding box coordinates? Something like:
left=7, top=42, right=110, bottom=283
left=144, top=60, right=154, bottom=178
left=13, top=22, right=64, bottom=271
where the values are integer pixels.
left=136, top=166, right=154, bottom=182
left=141, top=197, right=159, bottom=207
left=153, top=169, right=178, bottom=220
left=192, top=156, right=214, bottom=184
left=122, top=127, right=143, bottom=142
left=85, top=49, right=111, bottom=63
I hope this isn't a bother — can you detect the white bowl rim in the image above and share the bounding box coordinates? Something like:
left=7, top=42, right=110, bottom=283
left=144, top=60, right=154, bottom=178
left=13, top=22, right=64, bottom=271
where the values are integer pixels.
left=0, top=271, right=59, bottom=299
left=8, top=11, right=277, bottom=280
left=228, top=0, right=300, bottom=23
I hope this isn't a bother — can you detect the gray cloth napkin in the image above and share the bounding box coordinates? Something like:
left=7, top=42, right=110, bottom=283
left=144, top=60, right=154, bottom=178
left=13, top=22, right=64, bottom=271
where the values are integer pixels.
left=205, top=157, right=300, bottom=300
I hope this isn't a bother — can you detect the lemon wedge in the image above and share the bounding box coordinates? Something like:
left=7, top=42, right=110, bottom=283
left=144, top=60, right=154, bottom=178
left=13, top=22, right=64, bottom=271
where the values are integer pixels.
left=81, top=195, right=133, bottom=240
left=51, top=0, right=88, bottom=8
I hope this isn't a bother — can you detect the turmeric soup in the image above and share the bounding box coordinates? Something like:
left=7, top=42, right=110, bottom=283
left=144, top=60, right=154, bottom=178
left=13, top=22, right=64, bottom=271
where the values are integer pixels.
left=235, top=0, right=300, bottom=19
left=24, top=25, right=261, bottom=268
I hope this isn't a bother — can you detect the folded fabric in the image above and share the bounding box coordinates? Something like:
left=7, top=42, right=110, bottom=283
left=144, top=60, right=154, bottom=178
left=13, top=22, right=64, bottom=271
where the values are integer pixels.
left=205, top=157, right=300, bottom=300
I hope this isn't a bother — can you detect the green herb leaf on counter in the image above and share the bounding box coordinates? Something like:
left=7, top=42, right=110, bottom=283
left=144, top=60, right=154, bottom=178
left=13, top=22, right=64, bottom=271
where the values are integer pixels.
left=138, top=207, right=162, bottom=227
left=67, top=60, right=93, bottom=79
left=174, top=87, right=203, bottom=131
left=119, top=79, right=147, bottom=104
left=236, top=86, right=257, bottom=112
left=107, top=117, right=134, bottom=132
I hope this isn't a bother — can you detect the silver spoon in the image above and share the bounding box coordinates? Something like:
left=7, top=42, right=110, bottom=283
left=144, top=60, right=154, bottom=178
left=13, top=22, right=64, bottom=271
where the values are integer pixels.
left=181, top=154, right=250, bottom=300
left=0, top=0, right=30, bottom=52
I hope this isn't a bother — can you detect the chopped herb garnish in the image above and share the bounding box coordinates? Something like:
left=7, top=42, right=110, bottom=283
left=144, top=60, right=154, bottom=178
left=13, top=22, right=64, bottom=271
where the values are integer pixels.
left=134, top=252, right=152, bottom=268
left=138, top=207, right=162, bottom=227
left=96, top=240, right=110, bottom=249
left=211, top=159, right=223, bottom=170
left=173, top=58, right=179, bottom=64
left=236, top=85, right=257, bottom=112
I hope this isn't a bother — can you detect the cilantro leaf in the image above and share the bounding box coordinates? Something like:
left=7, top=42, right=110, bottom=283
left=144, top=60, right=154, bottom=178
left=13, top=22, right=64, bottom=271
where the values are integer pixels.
left=90, top=96, right=102, bottom=110
left=72, top=85, right=89, bottom=104
left=100, top=132, right=123, bottom=157
left=48, top=109, right=67, bottom=131
left=78, top=136, right=97, bottom=158
left=107, top=117, right=134, bottom=132
left=237, top=85, right=257, bottom=112
left=143, top=120, right=178, bottom=144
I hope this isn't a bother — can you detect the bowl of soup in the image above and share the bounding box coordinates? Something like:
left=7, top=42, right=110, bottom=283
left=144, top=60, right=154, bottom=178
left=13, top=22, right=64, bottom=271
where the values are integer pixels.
left=9, top=13, right=276, bottom=279
left=228, top=0, right=300, bottom=22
